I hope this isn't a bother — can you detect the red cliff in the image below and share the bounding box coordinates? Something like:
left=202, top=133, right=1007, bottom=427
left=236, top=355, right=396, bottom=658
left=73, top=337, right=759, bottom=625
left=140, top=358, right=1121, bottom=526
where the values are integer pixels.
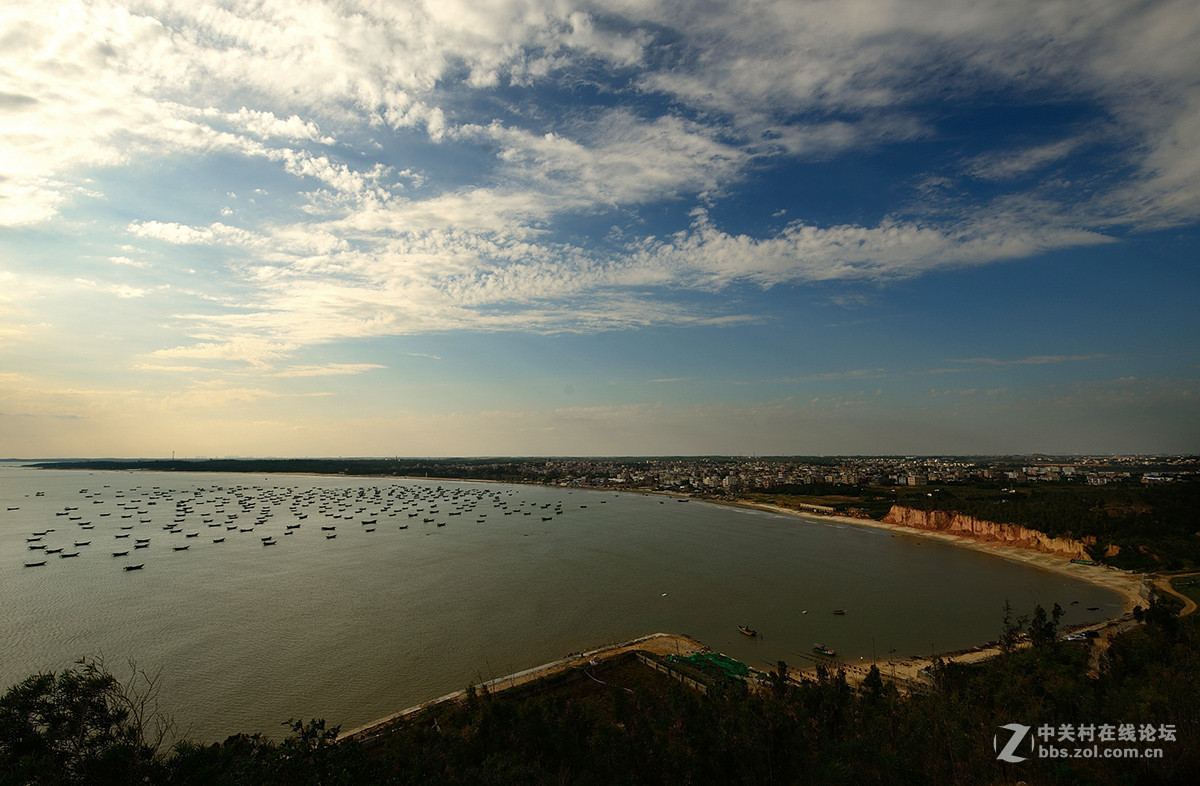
left=881, top=505, right=1095, bottom=560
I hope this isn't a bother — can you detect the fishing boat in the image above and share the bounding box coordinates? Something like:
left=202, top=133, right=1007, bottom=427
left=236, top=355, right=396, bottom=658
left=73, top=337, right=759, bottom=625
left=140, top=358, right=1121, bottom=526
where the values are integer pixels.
left=112, top=551, right=129, bottom=557
left=812, top=643, right=837, bottom=657
left=739, top=625, right=758, bottom=637
left=212, top=537, right=225, bottom=543
left=123, top=564, right=144, bottom=571
left=172, top=545, right=189, bottom=551
left=832, top=609, right=847, bottom=615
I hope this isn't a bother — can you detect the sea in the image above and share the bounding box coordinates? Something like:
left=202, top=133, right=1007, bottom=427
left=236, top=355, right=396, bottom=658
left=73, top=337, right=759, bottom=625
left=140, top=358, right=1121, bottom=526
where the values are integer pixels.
left=0, top=464, right=1123, bottom=742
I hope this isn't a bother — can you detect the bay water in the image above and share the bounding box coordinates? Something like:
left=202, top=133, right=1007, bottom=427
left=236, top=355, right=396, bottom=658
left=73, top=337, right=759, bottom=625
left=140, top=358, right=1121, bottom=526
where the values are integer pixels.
left=0, top=465, right=1122, bottom=742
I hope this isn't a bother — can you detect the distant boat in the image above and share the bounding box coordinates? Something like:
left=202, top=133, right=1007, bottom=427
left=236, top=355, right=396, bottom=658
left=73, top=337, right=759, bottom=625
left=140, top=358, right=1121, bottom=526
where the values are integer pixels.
left=24, top=560, right=46, bottom=567
left=123, top=564, right=144, bottom=571
left=60, top=552, right=79, bottom=558
left=813, top=643, right=837, bottom=657
left=115, top=533, right=129, bottom=538
left=739, top=625, right=758, bottom=637
left=172, top=545, right=189, bottom=551
left=134, top=543, right=149, bottom=549
left=45, top=547, right=63, bottom=554
left=74, top=541, right=90, bottom=547
left=325, top=534, right=336, bottom=539
left=112, top=551, right=128, bottom=557
left=832, top=609, right=847, bottom=615
left=212, top=537, right=225, bottom=543
left=321, top=525, right=336, bottom=531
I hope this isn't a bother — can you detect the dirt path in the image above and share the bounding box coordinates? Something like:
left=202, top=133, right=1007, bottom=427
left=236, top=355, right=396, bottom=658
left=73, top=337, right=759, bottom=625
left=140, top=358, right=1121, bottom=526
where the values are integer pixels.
left=1154, top=572, right=1200, bottom=617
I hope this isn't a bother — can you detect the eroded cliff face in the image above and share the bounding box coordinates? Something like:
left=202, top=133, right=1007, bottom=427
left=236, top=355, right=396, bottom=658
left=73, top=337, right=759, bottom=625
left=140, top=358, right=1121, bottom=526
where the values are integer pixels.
left=882, top=505, right=1095, bottom=559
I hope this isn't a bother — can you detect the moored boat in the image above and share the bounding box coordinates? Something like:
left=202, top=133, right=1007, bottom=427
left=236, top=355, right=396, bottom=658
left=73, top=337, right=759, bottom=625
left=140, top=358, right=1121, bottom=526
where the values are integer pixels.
left=812, top=643, right=837, bottom=657
left=739, top=625, right=758, bottom=637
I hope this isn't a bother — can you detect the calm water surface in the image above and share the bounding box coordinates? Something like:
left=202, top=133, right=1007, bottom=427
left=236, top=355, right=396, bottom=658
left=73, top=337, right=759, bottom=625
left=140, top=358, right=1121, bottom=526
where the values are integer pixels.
left=0, top=466, right=1122, bottom=741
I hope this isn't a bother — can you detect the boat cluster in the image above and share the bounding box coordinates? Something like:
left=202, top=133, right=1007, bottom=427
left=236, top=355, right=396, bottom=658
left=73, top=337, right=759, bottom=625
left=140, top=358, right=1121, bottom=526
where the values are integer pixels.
left=19, top=480, right=597, bottom=572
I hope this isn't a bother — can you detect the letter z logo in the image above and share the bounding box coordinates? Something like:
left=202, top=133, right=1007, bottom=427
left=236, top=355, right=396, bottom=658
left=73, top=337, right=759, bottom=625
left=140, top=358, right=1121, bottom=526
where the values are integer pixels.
left=994, top=723, right=1032, bottom=763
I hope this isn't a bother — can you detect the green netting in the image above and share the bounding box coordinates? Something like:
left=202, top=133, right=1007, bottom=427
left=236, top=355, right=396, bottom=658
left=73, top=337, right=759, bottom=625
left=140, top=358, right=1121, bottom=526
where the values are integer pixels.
left=666, top=652, right=750, bottom=680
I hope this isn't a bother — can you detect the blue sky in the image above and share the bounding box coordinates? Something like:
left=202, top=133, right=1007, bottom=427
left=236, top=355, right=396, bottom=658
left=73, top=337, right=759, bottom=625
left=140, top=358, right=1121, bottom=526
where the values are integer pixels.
left=1, top=0, right=1198, bottom=457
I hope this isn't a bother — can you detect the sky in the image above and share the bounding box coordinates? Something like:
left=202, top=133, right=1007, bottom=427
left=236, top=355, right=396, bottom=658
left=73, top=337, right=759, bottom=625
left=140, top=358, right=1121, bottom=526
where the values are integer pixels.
left=1, top=0, right=1198, bottom=458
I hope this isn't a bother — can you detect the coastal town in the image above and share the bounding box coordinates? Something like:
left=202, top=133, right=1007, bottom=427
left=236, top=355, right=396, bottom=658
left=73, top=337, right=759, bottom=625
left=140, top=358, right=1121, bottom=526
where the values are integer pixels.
left=407, top=454, right=1200, bottom=495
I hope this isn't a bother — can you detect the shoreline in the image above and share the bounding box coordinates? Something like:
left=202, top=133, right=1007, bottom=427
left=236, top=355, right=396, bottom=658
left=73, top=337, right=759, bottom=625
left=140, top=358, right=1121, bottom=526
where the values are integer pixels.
left=704, top=497, right=1147, bottom=614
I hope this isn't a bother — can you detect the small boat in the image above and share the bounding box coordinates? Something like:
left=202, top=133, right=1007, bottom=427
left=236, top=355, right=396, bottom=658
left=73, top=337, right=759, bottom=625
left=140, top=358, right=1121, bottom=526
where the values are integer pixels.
left=325, top=534, right=336, bottom=539
left=262, top=540, right=276, bottom=546
left=45, top=547, right=63, bottom=554
left=436, top=522, right=446, bottom=527
left=134, top=543, right=149, bottom=549
left=172, top=545, right=189, bottom=551
left=832, top=609, right=846, bottom=615
left=361, top=519, right=376, bottom=525
left=212, top=537, right=225, bottom=543
left=123, top=564, right=144, bottom=571
left=115, top=533, right=129, bottom=538
left=28, top=544, right=45, bottom=550
left=812, top=644, right=837, bottom=657
left=60, top=552, right=79, bottom=558
left=321, top=525, right=336, bottom=531
left=24, top=560, right=46, bottom=567
left=739, top=625, right=758, bottom=637
left=112, top=551, right=129, bottom=557
left=74, top=541, right=90, bottom=547
left=26, top=536, right=42, bottom=542
left=185, top=532, right=198, bottom=538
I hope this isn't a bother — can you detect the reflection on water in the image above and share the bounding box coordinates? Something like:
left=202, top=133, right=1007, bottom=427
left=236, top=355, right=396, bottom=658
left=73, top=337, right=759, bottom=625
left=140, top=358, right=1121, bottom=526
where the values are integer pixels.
left=0, top=466, right=1122, bottom=741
